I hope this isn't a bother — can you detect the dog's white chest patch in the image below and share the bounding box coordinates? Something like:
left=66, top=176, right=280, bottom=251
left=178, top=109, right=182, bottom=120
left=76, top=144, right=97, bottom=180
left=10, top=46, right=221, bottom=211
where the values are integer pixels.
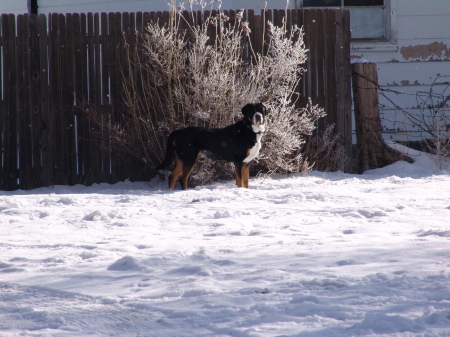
left=243, top=134, right=262, bottom=164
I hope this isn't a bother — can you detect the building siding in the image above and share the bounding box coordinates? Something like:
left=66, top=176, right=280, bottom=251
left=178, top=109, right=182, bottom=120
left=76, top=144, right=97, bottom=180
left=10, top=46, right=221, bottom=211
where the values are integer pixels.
left=36, top=0, right=297, bottom=15
left=0, top=0, right=28, bottom=15
left=351, top=0, right=450, bottom=142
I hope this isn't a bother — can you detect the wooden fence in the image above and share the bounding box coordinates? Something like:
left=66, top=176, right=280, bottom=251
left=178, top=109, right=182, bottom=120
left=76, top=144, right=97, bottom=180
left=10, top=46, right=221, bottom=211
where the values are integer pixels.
left=0, top=9, right=351, bottom=191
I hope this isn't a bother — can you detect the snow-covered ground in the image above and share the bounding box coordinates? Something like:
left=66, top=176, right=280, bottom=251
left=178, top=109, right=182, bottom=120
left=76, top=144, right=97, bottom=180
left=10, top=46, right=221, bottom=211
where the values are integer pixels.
left=1, top=143, right=450, bottom=337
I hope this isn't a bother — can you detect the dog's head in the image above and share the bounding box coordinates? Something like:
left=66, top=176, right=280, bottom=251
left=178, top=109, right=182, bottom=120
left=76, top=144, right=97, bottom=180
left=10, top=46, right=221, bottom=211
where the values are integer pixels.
left=241, top=103, right=267, bottom=134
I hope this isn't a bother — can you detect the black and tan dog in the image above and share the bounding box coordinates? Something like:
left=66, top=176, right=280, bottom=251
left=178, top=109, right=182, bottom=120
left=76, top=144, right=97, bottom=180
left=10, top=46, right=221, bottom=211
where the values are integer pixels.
left=156, top=103, right=267, bottom=190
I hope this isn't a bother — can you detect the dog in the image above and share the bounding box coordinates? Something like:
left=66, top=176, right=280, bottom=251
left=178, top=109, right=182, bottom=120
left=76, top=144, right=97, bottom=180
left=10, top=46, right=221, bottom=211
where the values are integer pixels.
left=156, top=103, right=267, bottom=190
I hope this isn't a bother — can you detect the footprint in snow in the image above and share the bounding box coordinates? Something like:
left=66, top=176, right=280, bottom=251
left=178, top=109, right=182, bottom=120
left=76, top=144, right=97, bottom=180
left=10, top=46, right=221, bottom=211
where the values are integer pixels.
left=182, top=289, right=216, bottom=297
left=57, top=197, right=75, bottom=205
left=80, top=245, right=97, bottom=250
left=107, top=256, right=142, bottom=271
left=83, top=210, right=104, bottom=221
left=109, top=222, right=128, bottom=227
left=0, top=261, right=12, bottom=269
left=117, top=196, right=134, bottom=203
left=358, top=209, right=388, bottom=218
left=136, top=244, right=152, bottom=249
left=0, top=267, right=26, bottom=273
left=342, top=229, right=355, bottom=234
left=290, top=295, right=320, bottom=304
left=213, top=210, right=231, bottom=219
left=418, top=230, right=450, bottom=237
left=80, top=252, right=97, bottom=260
left=336, top=259, right=364, bottom=266
left=167, top=266, right=212, bottom=276
left=0, top=261, right=26, bottom=273
left=212, top=259, right=235, bottom=266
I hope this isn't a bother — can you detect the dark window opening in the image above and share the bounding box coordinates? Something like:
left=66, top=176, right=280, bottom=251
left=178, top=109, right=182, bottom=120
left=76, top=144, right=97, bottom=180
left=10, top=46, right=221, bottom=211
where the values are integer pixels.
left=302, top=0, right=384, bottom=7
left=28, top=0, right=38, bottom=15
left=302, top=0, right=341, bottom=6
left=344, top=0, right=384, bottom=6
left=300, top=0, right=388, bottom=40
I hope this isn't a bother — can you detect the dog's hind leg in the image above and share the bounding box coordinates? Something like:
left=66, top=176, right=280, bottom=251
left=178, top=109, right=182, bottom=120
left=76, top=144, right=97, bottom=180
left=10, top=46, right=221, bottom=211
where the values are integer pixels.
left=180, top=162, right=196, bottom=190
left=169, top=156, right=183, bottom=190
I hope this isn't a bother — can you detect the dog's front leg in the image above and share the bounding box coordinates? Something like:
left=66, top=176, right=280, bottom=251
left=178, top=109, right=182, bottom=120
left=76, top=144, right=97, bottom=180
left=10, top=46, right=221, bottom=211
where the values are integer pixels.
left=180, top=162, right=196, bottom=190
left=234, top=162, right=243, bottom=187
left=242, top=164, right=250, bottom=188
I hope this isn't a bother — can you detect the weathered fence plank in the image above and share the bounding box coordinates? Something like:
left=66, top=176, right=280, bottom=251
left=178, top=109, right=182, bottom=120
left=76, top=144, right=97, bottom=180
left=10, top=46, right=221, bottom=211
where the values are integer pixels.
left=0, top=17, right=2, bottom=190
left=324, top=9, right=337, bottom=130
left=29, top=14, right=43, bottom=189
left=66, top=13, right=78, bottom=186
left=38, top=14, right=51, bottom=187
left=292, top=9, right=305, bottom=103
left=2, top=14, right=18, bottom=191
left=101, top=12, right=112, bottom=183
left=121, top=12, right=132, bottom=182
left=79, top=13, right=91, bottom=185
left=0, top=9, right=352, bottom=191
left=72, top=13, right=83, bottom=183
left=335, top=9, right=352, bottom=172
left=18, top=14, right=33, bottom=190
left=315, top=10, right=325, bottom=106
left=108, top=12, right=121, bottom=184
left=94, top=13, right=107, bottom=184
left=49, top=13, right=62, bottom=185
left=59, top=13, right=71, bottom=186
left=310, top=10, right=319, bottom=105
left=252, top=12, right=263, bottom=62
left=263, top=9, right=272, bottom=56
left=87, top=12, right=100, bottom=185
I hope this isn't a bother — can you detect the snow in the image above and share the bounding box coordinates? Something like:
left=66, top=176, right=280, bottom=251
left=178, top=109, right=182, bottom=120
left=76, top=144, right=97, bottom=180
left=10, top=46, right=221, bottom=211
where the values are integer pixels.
left=1, top=145, right=450, bottom=336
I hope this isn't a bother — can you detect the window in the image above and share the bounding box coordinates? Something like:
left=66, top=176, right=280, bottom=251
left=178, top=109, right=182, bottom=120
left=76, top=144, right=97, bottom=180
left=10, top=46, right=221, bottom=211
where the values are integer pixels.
left=294, top=0, right=390, bottom=41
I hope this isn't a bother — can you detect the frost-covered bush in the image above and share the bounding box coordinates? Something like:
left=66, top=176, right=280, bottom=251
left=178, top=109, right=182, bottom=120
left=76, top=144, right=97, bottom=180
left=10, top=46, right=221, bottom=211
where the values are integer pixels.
left=111, top=1, right=326, bottom=183
left=401, top=75, right=450, bottom=170
left=302, top=124, right=348, bottom=173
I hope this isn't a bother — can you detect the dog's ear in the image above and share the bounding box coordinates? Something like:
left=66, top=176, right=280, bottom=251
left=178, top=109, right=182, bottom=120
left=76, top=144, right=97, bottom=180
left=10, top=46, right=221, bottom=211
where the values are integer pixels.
left=241, top=104, right=254, bottom=117
left=255, top=103, right=267, bottom=115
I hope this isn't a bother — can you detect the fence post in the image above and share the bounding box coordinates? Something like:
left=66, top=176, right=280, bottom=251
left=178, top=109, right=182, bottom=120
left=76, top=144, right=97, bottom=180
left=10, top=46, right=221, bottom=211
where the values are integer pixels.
left=351, top=62, right=384, bottom=173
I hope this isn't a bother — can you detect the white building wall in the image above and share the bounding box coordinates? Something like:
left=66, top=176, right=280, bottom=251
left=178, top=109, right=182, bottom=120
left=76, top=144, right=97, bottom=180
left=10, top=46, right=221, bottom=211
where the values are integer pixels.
left=0, top=0, right=28, bottom=15
left=36, top=0, right=295, bottom=15
left=37, top=0, right=174, bottom=14
left=351, top=0, right=450, bottom=142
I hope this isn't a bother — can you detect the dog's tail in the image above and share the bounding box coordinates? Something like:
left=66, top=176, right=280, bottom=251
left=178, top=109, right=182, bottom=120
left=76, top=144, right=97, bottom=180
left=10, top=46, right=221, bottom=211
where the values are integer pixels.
left=155, top=131, right=177, bottom=170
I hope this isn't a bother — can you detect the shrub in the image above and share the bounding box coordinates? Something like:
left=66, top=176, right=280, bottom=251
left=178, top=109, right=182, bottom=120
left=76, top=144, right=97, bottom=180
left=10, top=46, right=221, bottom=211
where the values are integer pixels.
left=95, top=2, right=328, bottom=184
left=303, top=124, right=348, bottom=173
left=401, top=75, right=450, bottom=169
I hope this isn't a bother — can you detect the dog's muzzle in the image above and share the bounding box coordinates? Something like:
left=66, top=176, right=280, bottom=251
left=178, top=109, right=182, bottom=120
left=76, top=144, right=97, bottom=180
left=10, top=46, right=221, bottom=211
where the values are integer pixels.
left=254, top=113, right=264, bottom=125
left=252, top=113, right=266, bottom=134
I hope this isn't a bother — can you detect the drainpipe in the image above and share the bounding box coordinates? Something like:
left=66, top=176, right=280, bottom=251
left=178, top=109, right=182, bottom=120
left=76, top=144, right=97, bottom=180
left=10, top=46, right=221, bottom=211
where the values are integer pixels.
left=28, top=0, right=38, bottom=15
